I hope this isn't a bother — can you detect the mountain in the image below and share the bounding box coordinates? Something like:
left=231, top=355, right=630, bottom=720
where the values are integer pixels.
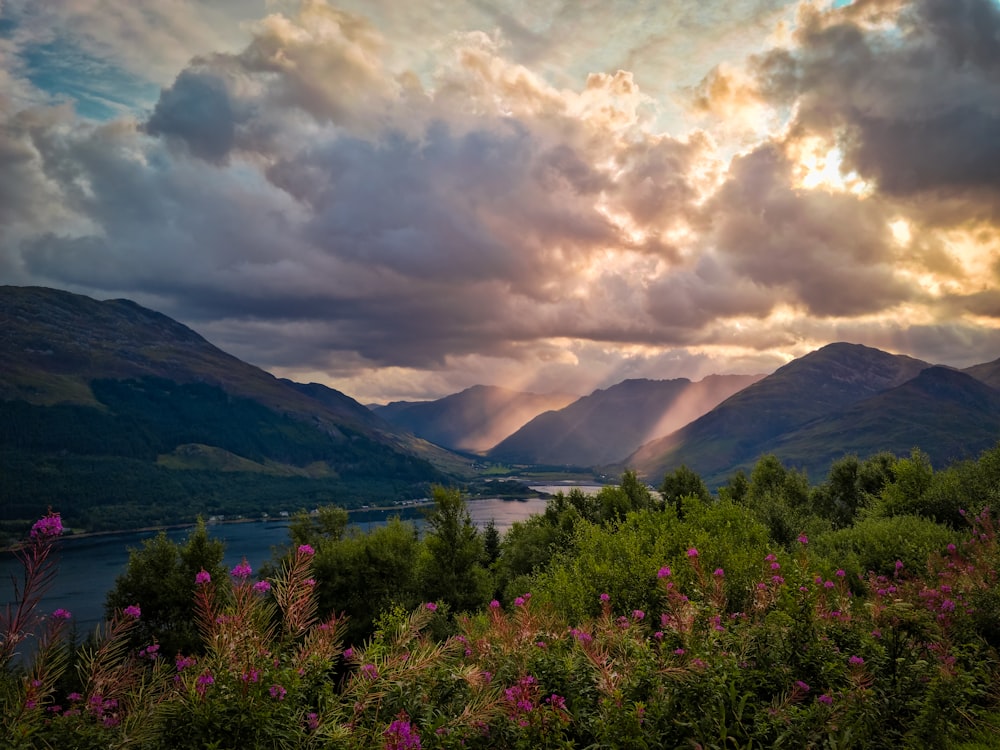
left=762, top=366, right=1000, bottom=476
left=372, top=385, right=577, bottom=453
left=964, top=356, right=1000, bottom=389
left=627, top=342, right=931, bottom=484
left=0, top=286, right=460, bottom=532
left=487, top=374, right=764, bottom=467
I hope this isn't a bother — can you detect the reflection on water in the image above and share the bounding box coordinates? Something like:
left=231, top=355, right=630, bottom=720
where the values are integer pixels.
left=1, top=497, right=551, bottom=637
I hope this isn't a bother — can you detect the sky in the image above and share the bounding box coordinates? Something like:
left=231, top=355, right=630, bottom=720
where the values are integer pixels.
left=1, top=0, right=999, bottom=404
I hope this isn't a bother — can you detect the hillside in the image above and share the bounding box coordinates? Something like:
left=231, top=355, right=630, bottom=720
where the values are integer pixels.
left=488, top=374, right=763, bottom=467
left=627, top=342, right=930, bottom=484
left=964, top=356, right=1000, bottom=389
left=373, top=385, right=577, bottom=453
left=760, top=366, right=1000, bottom=477
left=0, top=286, right=459, bottom=531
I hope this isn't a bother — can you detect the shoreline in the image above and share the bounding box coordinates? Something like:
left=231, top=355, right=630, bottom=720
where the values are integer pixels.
left=1, top=495, right=560, bottom=554
left=1, top=501, right=438, bottom=553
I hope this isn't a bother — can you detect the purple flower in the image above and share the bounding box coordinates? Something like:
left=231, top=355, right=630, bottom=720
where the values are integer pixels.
left=849, top=655, right=865, bottom=666
left=547, top=694, right=567, bottom=711
left=269, top=684, right=287, bottom=700
left=835, top=569, right=846, bottom=578
left=384, top=715, right=422, bottom=750
left=895, top=559, right=904, bottom=572
left=514, top=596, right=526, bottom=607
left=713, top=568, right=725, bottom=577
left=489, top=599, right=500, bottom=609
left=195, top=569, right=212, bottom=585
left=343, top=647, right=354, bottom=659
left=306, top=712, right=319, bottom=731
left=425, top=602, right=438, bottom=611
left=297, top=544, right=315, bottom=556
left=52, top=608, right=72, bottom=620
left=818, top=694, right=833, bottom=705
left=632, top=609, right=645, bottom=620
left=361, top=663, right=378, bottom=679
left=797, top=534, right=809, bottom=545
left=771, top=562, right=781, bottom=570
left=599, top=592, right=610, bottom=602
left=195, top=671, right=214, bottom=696
left=674, top=648, right=685, bottom=656
left=687, top=547, right=699, bottom=558
left=795, top=680, right=810, bottom=692
left=30, top=513, right=63, bottom=539
left=175, top=655, right=197, bottom=670
left=230, top=560, right=252, bottom=579
left=123, top=604, right=141, bottom=619
left=253, top=580, right=271, bottom=593
left=657, top=566, right=672, bottom=578
left=824, top=580, right=835, bottom=589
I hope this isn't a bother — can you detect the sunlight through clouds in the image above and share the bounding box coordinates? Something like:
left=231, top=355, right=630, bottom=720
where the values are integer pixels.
left=1, top=0, right=999, bottom=402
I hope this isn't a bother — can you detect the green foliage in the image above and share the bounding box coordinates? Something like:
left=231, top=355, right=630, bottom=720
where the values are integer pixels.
left=530, top=499, right=772, bottom=622
left=287, top=505, right=349, bottom=548
left=810, top=515, right=958, bottom=579
left=0, top=377, right=443, bottom=532
left=4, top=502, right=1000, bottom=748
left=660, top=463, right=710, bottom=518
left=105, top=519, right=226, bottom=656
left=310, top=517, right=423, bottom=644
left=417, top=486, right=490, bottom=614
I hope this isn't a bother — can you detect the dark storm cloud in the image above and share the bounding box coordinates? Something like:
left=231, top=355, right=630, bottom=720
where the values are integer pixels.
left=704, top=143, right=915, bottom=317
left=145, top=68, right=238, bottom=163
left=751, top=0, right=1000, bottom=201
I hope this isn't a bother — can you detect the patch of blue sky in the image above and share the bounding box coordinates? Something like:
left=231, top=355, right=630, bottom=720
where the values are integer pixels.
left=20, top=37, right=160, bottom=121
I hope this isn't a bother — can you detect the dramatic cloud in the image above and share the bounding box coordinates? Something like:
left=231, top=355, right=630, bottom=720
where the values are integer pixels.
left=0, top=0, right=998, bottom=402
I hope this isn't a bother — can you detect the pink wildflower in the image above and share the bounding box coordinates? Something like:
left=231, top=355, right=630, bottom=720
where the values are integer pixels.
left=30, top=513, right=63, bottom=539
left=195, top=569, right=211, bottom=585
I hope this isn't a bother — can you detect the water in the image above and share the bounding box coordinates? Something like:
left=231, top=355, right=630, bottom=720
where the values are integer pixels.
left=1, top=497, right=550, bottom=639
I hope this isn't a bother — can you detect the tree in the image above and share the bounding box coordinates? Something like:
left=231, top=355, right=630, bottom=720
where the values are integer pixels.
left=660, top=464, right=710, bottom=519
left=287, top=505, right=349, bottom=548
left=482, top=520, right=501, bottom=566
left=310, top=518, right=422, bottom=644
left=416, top=486, right=489, bottom=613
left=105, top=519, right=226, bottom=655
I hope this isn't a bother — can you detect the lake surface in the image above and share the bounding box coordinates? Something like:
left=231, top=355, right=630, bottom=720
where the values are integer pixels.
left=1, top=497, right=550, bottom=638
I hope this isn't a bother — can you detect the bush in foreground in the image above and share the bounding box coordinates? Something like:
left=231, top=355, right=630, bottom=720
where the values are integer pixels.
left=2, top=509, right=999, bottom=748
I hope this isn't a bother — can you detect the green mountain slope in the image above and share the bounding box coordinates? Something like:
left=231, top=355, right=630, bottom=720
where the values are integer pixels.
left=759, top=366, right=1000, bottom=478
left=627, top=342, right=930, bottom=484
left=0, top=286, right=456, bottom=531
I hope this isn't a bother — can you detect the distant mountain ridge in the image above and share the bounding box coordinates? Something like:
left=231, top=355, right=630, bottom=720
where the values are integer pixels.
left=627, top=343, right=1000, bottom=485
left=373, top=385, right=577, bottom=453
left=487, top=374, right=764, bottom=467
